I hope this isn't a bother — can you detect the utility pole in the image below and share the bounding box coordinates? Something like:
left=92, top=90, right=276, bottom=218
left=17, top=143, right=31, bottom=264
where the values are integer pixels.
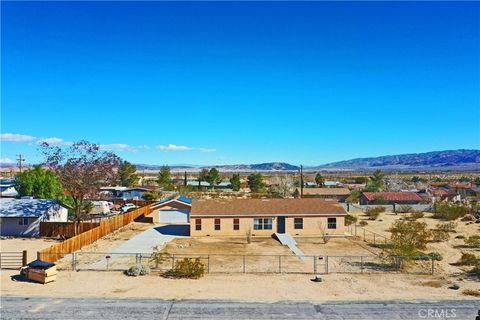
left=300, top=165, right=304, bottom=198
left=17, top=154, right=25, bottom=173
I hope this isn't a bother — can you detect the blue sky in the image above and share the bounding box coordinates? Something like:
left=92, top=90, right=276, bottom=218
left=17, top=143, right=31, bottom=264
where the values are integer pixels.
left=1, top=2, right=479, bottom=166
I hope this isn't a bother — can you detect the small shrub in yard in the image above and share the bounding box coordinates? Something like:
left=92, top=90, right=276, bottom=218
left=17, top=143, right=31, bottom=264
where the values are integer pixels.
left=359, top=220, right=368, bottom=226
left=125, top=265, right=141, bottom=277
left=464, top=235, right=480, bottom=248
left=412, top=252, right=443, bottom=261
left=433, top=203, right=468, bottom=220
left=168, top=258, right=205, bottom=279
left=345, top=214, right=358, bottom=226
left=365, top=207, right=385, bottom=220
left=396, top=205, right=413, bottom=214
left=470, top=265, right=480, bottom=277
left=140, top=265, right=150, bottom=275
left=436, top=222, right=457, bottom=232
left=462, top=289, right=480, bottom=297
left=458, top=253, right=479, bottom=266
left=409, top=212, right=424, bottom=220
left=431, top=229, right=450, bottom=242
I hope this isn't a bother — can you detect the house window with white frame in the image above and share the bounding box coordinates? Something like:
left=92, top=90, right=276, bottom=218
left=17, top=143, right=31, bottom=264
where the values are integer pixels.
left=253, top=218, right=272, bottom=230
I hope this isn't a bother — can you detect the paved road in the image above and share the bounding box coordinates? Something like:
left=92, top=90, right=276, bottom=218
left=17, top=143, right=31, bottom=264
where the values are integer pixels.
left=1, top=297, right=478, bottom=319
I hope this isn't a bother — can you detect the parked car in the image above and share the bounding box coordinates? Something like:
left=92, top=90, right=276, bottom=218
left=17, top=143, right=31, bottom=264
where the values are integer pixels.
left=120, top=203, right=138, bottom=213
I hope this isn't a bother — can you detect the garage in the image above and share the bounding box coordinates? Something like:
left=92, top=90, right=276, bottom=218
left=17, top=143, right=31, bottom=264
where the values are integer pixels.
left=149, top=196, right=192, bottom=224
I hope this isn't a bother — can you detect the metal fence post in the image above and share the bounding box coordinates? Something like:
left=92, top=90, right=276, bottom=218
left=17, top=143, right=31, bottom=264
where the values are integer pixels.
left=360, top=256, right=364, bottom=274
left=355, top=224, right=357, bottom=237
left=71, top=253, right=76, bottom=271
left=431, top=258, right=435, bottom=275
left=243, top=255, right=246, bottom=273
left=326, top=256, right=329, bottom=274
left=207, top=255, right=210, bottom=273
left=363, top=229, right=366, bottom=241
left=172, top=254, right=175, bottom=269
left=373, top=233, right=376, bottom=246
left=313, top=256, right=317, bottom=274
left=278, top=256, right=282, bottom=273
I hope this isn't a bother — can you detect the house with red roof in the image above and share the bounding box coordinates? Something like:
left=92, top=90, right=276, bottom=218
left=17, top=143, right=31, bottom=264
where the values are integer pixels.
left=360, top=192, right=424, bottom=205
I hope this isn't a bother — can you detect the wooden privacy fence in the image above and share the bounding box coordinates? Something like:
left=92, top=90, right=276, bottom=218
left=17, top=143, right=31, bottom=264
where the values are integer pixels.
left=40, top=222, right=100, bottom=238
left=38, top=205, right=152, bottom=263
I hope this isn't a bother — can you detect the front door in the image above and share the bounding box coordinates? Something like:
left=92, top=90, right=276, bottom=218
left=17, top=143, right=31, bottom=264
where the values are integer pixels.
left=277, top=216, right=286, bottom=233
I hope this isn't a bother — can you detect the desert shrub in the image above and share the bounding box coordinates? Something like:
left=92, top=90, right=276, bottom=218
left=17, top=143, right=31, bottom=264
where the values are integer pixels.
left=431, top=229, right=450, bottom=242
left=412, top=252, right=442, bottom=261
left=359, top=220, right=368, bottom=226
left=458, top=253, right=479, bottom=266
left=409, top=212, right=424, bottom=220
left=139, top=265, right=150, bottom=275
left=345, top=214, right=358, bottom=226
left=125, top=265, right=141, bottom=277
left=396, top=205, right=413, bottom=214
left=150, top=246, right=172, bottom=269
left=464, top=235, right=480, bottom=248
left=365, top=207, right=385, bottom=220
left=390, top=220, right=432, bottom=252
left=455, top=235, right=465, bottom=239
left=462, top=289, right=480, bottom=297
left=436, top=222, right=457, bottom=232
left=471, top=265, right=480, bottom=277
left=169, top=258, right=205, bottom=279
left=433, top=203, right=468, bottom=220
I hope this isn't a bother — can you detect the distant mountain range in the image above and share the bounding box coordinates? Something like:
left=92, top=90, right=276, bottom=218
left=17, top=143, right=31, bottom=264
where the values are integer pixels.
left=3, top=150, right=479, bottom=172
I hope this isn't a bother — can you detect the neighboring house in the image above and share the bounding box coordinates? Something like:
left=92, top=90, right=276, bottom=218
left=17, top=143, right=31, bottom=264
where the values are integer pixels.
left=190, top=198, right=347, bottom=237
left=343, top=183, right=366, bottom=190
left=304, top=182, right=317, bottom=188
left=324, top=181, right=342, bottom=187
left=0, top=198, right=68, bottom=237
left=301, top=188, right=351, bottom=202
left=447, top=184, right=477, bottom=198
left=0, top=179, right=18, bottom=198
left=148, top=195, right=192, bottom=224
left=100, top=187, right=150, bottom=200
left=426, top=187, right=457, bottom=202
left=360, top=192, right=424, bottom=205
left=185, top=180, right=232, bottom=189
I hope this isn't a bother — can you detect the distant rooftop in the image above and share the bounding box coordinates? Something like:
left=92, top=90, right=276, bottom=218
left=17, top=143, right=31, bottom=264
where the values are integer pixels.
left=0, top=198, right=68, bottom=218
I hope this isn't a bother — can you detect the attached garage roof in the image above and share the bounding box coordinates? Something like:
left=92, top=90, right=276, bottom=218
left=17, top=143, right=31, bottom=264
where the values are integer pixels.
left=190, top=198, right=346, bottom=217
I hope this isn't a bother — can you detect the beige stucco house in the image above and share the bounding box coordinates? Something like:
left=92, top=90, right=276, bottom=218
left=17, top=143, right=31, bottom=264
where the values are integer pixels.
left=189, top=198, right=347, bottom=237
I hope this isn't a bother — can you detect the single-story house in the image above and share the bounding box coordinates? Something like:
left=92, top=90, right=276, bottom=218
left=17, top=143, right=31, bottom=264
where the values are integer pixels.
left=148, top=195, right=192, bottom=224
left=360, top=192, right=424, bottom=205
left=100, top=187, right=150, bottom=200
left=190, top=198, right=347, bottom=237
left=0, top=179, right=18, bottom=198
left=426, top=187, right=457, bottom=202
left=185, top=180, right=232, bottom=189
left=301, top=188, right=351, bottom=202
left=0, top=198, right=68, bottom=237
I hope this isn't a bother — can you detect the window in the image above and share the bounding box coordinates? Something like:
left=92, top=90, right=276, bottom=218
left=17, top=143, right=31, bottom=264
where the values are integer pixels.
left=328, top=218, right=337, bottom=229
left=233, top=218, right=240, bottom=230
left=253, top=218, right=273, bottom=230
left=195, top=219, right=202, bottom=231
left=214, top=218, right=221, bottom=230
left=294, top=218, right=303, bottom=229
left=19, top=217, right=28, bottom=226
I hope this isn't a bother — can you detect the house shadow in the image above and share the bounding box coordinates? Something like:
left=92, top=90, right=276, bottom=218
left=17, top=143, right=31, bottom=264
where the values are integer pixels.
left=154, top=224, right=190, bottom=236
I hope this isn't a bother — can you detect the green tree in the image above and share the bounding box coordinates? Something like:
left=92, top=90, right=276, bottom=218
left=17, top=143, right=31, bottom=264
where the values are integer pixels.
left=117, top=160, right=138, bottom=187
left=390, top=220, right=432, bottom=254
left=364, top=169, right=384, bottom=192
left=314, top=173, right=325, bottom=187
left=142, top=190, right=160, bottom=201
left=230, top=173, right=241, bottom=191
left=157, top=165, right=173, bottom=189
left=206, top=168, right=222, bottom=189
left=247, top=173, right=265, bottom=192
left=348, top=189, right=362, bottom=203
left=198, top=169, right=209, bottom=188
left=14, top=165, right=65, bottom=199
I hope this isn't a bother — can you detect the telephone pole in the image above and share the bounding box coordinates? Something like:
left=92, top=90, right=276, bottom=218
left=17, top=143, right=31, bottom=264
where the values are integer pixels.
left=300, top=165, right=304, bottom=198
left=16, top=154, right=25, bottom=173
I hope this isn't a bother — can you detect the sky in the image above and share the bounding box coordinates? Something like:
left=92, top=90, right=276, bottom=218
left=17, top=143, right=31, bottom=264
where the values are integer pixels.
left=1, top=1, right=479, bottom=166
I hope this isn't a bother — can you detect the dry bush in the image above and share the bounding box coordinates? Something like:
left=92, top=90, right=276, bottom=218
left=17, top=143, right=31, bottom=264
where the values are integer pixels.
left=168, top=258, right=205, bottom=279
left=359, top=220, right=368, bottom=226
left=465, top=235, right=480, bottom=248
left=433, top=203, right=468, bottom=220
left=365, top=207, right=385, bottom=220
left=345, top=214, right=358, bottom=226
left=396, top=205, right=413, bottom=214
left=462, top=289, right=480, bottom=297
left=458, top=252, right=479, bottom=266
left=431, top=229, right=450, bottom=242
left=436, top=222, right=457, bottom=233
left=409, top=212, right=424, bottom=220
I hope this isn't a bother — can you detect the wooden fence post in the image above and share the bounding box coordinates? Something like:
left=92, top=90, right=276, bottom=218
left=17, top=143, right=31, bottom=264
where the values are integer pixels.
left=278, top=256, right=282, bottom=273
left=22, top=250, right=27, bottom=266
left=243, top=255, right=246, bottom=273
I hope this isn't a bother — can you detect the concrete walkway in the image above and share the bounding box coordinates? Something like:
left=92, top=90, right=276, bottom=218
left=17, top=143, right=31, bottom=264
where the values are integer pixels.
left=274, top=233, right=306, bottom=260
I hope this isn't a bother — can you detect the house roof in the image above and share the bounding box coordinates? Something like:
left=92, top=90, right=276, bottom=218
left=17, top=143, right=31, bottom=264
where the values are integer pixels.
left=190, top=198, right=347, bottom=217
left=0, top=198, right=67, bottom=218
left=302, top=188, right=351, bottom=196
left=151, top=195, right=192, bottom=209
left=362, top=192, right=423, bottom=202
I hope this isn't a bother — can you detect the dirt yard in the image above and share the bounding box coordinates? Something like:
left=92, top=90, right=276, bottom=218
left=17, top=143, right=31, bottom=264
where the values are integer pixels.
left=0, top=238, right=60, bottom=262
left=2, top=269, right=479, bottom=302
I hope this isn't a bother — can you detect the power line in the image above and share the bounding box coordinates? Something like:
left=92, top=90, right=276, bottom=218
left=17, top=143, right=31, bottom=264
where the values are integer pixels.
left=16, top=154, right=25, bottom=173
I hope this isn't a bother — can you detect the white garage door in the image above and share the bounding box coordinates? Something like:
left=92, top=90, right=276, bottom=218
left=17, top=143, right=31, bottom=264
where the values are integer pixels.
left=159, top=210, right=189, bottom=224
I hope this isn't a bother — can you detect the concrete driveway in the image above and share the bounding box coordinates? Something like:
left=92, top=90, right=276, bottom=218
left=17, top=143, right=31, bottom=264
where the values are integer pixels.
left=89, top=224, right=189, bottom=267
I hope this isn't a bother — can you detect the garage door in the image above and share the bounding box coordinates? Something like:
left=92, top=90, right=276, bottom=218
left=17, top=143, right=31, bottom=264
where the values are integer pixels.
left=159, top=210, right=189, bottom=223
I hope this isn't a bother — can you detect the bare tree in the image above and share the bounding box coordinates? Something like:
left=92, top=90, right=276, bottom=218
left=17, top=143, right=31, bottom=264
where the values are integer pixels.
left=384, top=173, right=404, bottom=192
left=317, top=221, right=330, bottom=244
left=273, top=174, right=294, bottom=198
left=41, top=140, right=121, bottom=231
left=244, top=223, right=253, bottom=244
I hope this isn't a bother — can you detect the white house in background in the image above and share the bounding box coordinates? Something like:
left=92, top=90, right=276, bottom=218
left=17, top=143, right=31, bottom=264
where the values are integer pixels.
left=0, top=198, right=68, bottom=237
left=100, top=187, right=150, bottom=200
left=0, top=179, right=18, bottom=198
